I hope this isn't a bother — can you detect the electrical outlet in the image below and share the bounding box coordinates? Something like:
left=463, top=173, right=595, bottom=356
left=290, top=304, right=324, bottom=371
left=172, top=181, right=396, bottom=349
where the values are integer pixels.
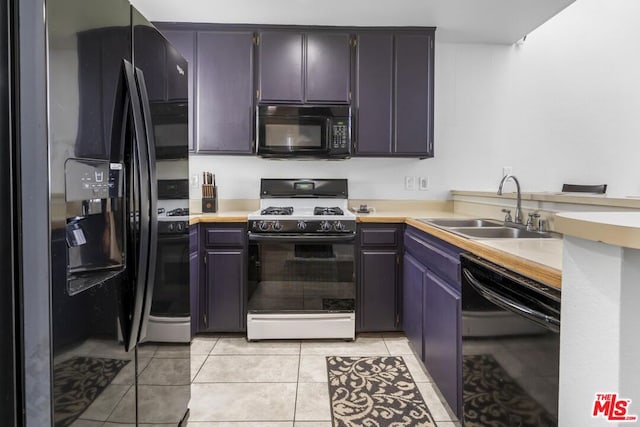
left=419, top=177, right=429, bottom=191
left=502, top=166, right=513, bottom=177
left=404, top=176, right=416, bottom=191
left=191, top=174, right=199, bottom=189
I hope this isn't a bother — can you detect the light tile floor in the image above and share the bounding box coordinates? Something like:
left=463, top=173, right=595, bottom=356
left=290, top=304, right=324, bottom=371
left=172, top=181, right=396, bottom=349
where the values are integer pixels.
left=188, top=333, right=461, bottom=426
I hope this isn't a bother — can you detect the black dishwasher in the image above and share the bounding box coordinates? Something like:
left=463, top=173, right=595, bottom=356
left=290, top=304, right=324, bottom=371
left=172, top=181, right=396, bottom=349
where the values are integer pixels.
left=460, top=254, right=560, bottom=427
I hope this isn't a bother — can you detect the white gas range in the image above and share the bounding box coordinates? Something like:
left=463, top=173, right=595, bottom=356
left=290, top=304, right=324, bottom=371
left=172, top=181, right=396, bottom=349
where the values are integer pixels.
left=246, top=179, right=357, bottom=341
left=143, top=180, right=191, bottom=343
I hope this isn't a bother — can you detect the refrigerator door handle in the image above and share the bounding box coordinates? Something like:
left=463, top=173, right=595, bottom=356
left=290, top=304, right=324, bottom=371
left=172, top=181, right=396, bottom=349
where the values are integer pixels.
left=134, top=66, right=158, bottom=344
left=122, top=60, right=152, bottom=352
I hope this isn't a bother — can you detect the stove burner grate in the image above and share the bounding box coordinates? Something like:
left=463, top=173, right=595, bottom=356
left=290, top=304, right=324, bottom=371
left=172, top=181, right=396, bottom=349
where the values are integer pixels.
left=261, top=206, right=294, bottom=215
left=314, top=206, right=344, bottom=216
left=166, top=208, right=190, bottom=217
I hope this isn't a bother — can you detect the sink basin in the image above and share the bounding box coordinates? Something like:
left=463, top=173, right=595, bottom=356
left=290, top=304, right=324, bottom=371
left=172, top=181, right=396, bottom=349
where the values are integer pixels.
left=449, top=227, right=554, bottom=239
left=420, top=218, right=503, bottom=228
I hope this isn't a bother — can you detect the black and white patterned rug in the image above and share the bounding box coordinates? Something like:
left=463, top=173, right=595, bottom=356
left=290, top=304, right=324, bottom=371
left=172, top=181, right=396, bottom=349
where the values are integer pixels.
left=327, top=356, right=437, bottom=427
left=463, top=354, right=557, bottom=427
left=53, top=356, right=129, bottom=427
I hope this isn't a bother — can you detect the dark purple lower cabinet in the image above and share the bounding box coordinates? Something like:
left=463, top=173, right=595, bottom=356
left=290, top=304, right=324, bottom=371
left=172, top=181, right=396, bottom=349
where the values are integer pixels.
left=189, top=225, right=199, bottom=335
left=403, top=253, right=426, bottom=360
left=205, top=249, right=245, bottom=332
left=358, top=224, right=402, bottom=332
left=360, top=250, right=398, bottom=331
left=403, top=226, right=462, bottom=419
left=199, top=224, right=247, bottom=333
left=424, top=271, right=462, bottom=418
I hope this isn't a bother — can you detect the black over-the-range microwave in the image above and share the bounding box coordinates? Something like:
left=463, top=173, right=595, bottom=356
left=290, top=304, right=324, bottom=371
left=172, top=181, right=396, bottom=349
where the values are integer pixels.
left=256, top=105, right=351, bottom=159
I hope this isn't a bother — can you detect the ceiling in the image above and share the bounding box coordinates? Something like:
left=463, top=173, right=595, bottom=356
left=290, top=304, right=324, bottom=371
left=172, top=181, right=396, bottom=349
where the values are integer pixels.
left=130, top=0, right=576, bottom=44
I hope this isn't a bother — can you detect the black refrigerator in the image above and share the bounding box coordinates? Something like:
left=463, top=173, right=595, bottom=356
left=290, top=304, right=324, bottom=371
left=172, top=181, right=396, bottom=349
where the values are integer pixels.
left=0, top=0, right=20, bottom=424
left=13, top=0, right=191, bottom=425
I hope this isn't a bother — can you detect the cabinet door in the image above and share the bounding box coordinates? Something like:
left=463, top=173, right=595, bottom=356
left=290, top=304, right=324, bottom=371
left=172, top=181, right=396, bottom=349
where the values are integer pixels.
left=134, top=25, right=167, bottom=101
left=305, top=32, right=351, bottom=103
left=162, top=31, right=192, bottom=100
left=205, top=249, right=245, bottom=331
left=395, top=33, right=434, bottom=156
left=403, top=253, right=426, bottom=360
left=161, top=30, right=195, bottom=150
left=355, top=32, right=393, bottom=154
left=258, top=31, right=304, bottom=103
left=197, top=31, right=254, bottom=153
left=424, top=271, right=462, bottom=418
left=360, top=250, right=398, bottom=331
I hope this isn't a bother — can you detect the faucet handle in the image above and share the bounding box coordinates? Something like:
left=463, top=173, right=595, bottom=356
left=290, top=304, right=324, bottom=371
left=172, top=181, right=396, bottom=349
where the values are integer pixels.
left=501, top=208, right=512, bottom=222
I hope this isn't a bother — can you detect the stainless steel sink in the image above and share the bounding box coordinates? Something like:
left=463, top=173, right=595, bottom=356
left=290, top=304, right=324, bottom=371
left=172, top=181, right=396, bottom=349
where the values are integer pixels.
left=418, top=217, right=556, bottom=239
left=422, top=218, right=503, bottom=228
left=448, top=227, right=554, bottom=239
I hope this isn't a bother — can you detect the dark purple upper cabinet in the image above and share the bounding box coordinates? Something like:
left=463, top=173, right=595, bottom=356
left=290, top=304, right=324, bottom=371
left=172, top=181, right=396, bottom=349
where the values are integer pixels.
left=395, top=32, right=434, bottom=156
left=423, top=271, right=461, bottom=418
left=403, top=253, right=426, bottom=360
left=159, top=29, right=195, bottom=151
left=196, top=31, right=254, bottom=153
left=354, top=29, right=434, bottom=158
left=305, top=32, right=351, bottom=103
left=258, top=31, right=304, bottom=103
left=133, top=25, right=167, bottom=101
left=162, top=31, right=191, bottom=101
left=355, top=32, right=393, bottom=154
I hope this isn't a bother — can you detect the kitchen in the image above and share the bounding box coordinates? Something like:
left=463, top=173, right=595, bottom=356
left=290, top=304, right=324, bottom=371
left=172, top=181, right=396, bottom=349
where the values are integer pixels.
left=3, top=0, right=640, bottom=426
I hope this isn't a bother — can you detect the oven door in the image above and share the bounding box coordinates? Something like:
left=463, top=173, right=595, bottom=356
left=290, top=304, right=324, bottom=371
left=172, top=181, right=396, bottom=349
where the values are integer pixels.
left=247, top=233, right=356, bottom=340
left=152, top=233, right=189, bottom=318
left=248, top=234, right=356, bottom=313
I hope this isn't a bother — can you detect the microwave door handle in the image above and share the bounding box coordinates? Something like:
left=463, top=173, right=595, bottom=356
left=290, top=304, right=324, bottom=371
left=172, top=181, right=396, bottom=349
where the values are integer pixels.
left=133, top=66, right=158, bottom=345
left=462, top=268, right=560, bottom=332
left=122, top=60, right=151, bottom=352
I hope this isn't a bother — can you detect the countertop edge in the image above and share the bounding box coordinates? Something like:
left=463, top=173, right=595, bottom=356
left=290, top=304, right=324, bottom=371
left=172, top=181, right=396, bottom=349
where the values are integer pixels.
left=188, top=212, right=562, bottom=288
left=405, top=218, right=562, bottom=289
left=555, top=212, right=640, bottom=250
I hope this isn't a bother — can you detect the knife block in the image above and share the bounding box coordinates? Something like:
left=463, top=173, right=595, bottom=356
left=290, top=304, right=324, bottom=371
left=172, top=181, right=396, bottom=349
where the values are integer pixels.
left=202, top=186, right=218, bottom=213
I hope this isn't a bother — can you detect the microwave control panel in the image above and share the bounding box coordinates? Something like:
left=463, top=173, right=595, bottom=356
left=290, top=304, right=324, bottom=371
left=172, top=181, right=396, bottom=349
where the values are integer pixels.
left=331, top=120, right=349, bottom=149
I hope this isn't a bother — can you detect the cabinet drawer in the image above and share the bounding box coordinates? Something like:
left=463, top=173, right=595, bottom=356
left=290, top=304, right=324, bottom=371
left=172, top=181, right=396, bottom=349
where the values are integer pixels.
left=205, top=228, right=245, bottom=247
left=404, top=228, right=461, bottom=288
left=361, top=228, right=398, bottom=247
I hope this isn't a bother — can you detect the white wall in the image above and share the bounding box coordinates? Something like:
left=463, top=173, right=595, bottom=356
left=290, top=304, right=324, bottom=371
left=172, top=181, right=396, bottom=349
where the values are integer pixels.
left=183, top=0, right=640, bottom=200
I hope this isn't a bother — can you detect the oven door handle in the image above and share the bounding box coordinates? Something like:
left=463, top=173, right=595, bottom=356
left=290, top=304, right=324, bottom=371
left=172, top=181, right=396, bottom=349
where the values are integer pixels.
left=462, top=268, right=560, bottom=332
left=157, top=233, right=189, bottom=242
left=248, top=233, right=356, bottom=243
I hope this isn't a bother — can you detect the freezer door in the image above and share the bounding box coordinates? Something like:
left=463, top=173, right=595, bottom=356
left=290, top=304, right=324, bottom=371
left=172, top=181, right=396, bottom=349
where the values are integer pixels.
left=0, top=0, right=19, bottom=423
left=47, top=0, right=139, bottom=425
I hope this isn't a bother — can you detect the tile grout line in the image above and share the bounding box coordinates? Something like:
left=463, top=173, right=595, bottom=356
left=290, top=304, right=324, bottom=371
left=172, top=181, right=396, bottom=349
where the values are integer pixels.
left=293, top=341, right=302, bottom=424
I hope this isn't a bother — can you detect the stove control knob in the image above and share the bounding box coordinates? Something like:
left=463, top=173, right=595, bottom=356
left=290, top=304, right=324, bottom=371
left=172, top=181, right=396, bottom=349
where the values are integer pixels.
left=259, top=221, right=270, bottom=231
left=168, top=223, right=175, bottom=232
left=273, top=221, right=282, bottom=231
left=320, top=220, right=332, bottom=231
left=297, top=220, right=307, bottom=231
left=176, top=222, right=184, bottom=232
left=333, top=221, right=345, bottom=231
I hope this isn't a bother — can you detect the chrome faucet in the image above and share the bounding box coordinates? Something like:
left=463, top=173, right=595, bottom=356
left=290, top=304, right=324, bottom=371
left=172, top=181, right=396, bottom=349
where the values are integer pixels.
left=497, top=174, right=523, bottom=224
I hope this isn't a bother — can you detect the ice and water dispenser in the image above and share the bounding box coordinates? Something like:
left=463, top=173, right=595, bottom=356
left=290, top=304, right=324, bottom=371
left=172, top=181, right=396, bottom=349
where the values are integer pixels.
left=65, top=158, right=126, bottom=295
